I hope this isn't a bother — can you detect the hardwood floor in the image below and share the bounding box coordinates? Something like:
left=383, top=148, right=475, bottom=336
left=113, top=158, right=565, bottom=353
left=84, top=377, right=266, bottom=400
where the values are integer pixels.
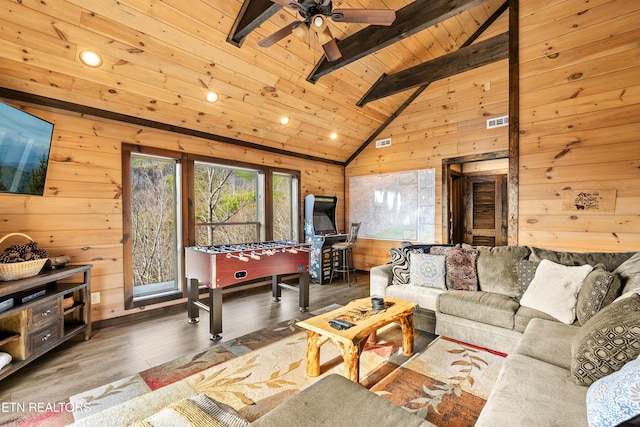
left=0, top=276, right=369, bottom=413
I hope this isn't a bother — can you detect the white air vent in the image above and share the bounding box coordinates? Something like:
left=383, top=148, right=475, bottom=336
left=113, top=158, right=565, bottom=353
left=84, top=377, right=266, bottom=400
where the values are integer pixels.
left=487, top=115, right=509, bottom=129
left=375, top=138, right=392, bottom=148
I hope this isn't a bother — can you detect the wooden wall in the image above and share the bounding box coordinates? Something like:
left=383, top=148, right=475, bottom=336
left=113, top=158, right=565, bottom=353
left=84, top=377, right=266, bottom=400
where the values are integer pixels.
left=0, top=103, right=344, bottom=322
left=347, top=0, right=640, bottom=268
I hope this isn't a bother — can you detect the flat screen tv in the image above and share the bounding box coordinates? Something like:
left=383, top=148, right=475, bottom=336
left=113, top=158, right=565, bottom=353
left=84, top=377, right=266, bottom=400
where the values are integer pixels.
left=0, top=102, right=54, bottom=196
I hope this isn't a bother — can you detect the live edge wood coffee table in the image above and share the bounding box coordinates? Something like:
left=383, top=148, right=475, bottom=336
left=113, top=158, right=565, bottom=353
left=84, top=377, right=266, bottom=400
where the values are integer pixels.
left=296, top=297, right=417, bottom=382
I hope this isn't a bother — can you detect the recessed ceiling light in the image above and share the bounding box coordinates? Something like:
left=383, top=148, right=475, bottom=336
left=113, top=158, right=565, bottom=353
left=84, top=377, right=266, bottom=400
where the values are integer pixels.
left=280, top=117, right=290, bottom=125
left=330, top=133, right=338, bottom=140
left=79, top=50, right=102, bottom=67
left=205, top=91, right=219, bottom=103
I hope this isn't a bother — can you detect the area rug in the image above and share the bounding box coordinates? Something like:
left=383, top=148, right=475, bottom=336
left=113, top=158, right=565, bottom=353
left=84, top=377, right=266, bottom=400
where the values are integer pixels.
left=4, top=311, right=505, bottom=427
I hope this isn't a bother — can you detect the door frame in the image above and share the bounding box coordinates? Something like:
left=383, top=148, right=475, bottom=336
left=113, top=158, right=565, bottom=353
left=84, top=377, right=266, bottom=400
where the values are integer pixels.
left=442, top=150, right=517, bottom=245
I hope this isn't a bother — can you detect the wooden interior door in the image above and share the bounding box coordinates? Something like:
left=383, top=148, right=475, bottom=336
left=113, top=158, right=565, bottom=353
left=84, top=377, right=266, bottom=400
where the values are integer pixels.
left=462, top=175, right=507, bottom=246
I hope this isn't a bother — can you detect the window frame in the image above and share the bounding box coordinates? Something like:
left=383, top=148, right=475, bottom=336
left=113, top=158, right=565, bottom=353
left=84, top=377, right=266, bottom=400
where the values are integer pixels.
left=123, top=146, right=302, bottom=309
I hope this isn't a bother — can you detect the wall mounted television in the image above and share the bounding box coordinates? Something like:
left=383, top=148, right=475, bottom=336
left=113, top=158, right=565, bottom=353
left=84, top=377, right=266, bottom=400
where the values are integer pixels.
left=0, top=102, right=54, bottom=196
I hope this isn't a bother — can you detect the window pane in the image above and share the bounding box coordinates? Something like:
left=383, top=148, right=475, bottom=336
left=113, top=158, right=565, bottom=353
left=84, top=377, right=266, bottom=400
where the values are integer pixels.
left=130, top=154, right=180, bottom=296
left=194, top=162, right=260, bottom=245
left=273, top=173, right=298, bottom=241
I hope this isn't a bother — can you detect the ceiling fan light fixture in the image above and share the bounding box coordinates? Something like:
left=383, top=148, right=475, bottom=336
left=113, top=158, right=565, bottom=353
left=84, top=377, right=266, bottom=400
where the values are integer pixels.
left=292, top=23, right=309, bottom=40
left=312, top=15, right=325, bottom=29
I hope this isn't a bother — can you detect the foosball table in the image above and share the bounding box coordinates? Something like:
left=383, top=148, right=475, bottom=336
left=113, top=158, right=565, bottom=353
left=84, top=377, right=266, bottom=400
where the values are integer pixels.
left=185, top=240, right=312, bottom=340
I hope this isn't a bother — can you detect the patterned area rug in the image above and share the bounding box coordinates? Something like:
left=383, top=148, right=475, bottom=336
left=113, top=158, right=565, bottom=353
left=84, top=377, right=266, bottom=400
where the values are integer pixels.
left=4, top=310, right=505, bottom=426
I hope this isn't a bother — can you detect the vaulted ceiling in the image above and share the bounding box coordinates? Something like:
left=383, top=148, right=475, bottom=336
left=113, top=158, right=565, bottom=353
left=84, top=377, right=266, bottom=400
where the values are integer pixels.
left=0, top=0, right=508, bottom=165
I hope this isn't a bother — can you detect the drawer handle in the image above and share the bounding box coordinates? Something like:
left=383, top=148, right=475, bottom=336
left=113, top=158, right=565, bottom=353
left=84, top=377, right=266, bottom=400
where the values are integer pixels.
left=41, top=333, right=51, bottom=342
left=41, top=309, right=51, bottom=317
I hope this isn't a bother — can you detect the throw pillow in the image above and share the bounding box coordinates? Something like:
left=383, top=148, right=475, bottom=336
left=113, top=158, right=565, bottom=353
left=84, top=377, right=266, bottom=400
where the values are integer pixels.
left=477, top=245, right=531, bottom=297
left=409, top=253, right=446, bottom=289
left=614, top=252, right=640, bottom=294
left=430, top=245, right=478, bottom=291
left=519, top=259, right=593, bottom=324
left=586, top=355, right=640, bottom=427
left=135, top=393, right=249, bottom=427
left=571, top=293, right=640, bottom=386
left=516, top=259, right=539, bottom=301
left=576, top=264, right=622, bottom=326
left=390, top=247, right=425, bottom=286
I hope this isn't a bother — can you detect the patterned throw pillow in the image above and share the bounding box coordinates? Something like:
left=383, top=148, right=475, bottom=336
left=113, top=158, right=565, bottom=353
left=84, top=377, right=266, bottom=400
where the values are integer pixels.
left=516, top=259, right=539, bottom=301
left=430, top=245, right=478, bottom=291
left=409, top=253, right=446, bottom=289
left=576, top=264, right=622, bottom=326
left=390, top=247, right=426, bottom=286
left=571, top=293, right=640, bottom=386
left=586, top=355, right=640, bottom=427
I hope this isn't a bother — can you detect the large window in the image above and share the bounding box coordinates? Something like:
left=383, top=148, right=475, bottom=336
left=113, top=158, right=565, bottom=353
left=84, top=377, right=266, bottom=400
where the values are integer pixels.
left=194, top=162, right=263, bottom=245
left=124, top=151, right=182, bottom=306
left=123, top=145, right=300, bottom=308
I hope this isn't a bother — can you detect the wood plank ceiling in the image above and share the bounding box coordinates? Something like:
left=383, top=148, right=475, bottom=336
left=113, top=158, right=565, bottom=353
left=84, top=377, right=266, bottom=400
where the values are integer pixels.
left=0, top=0, right=507, bottom=165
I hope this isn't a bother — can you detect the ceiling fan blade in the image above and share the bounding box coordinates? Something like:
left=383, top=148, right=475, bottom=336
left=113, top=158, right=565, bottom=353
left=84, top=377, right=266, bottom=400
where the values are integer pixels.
left=258, top=22, right=298, bottom=47
left=331, top=9, right=396, bottom=26
left=322, top=39, right=342, bottom=62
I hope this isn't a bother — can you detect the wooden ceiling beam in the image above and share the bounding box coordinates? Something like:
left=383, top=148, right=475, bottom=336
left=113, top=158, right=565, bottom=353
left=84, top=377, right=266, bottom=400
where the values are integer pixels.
left=227, top=0, right=282, bottom=47
left=357, top=32, right=509, bottom=106
left=307, top=0, right=488, bottom=83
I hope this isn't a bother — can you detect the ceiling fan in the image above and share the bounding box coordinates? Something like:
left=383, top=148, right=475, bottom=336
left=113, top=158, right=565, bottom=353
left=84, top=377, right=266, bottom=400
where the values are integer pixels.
left=259, top=0, right=396, bottom=61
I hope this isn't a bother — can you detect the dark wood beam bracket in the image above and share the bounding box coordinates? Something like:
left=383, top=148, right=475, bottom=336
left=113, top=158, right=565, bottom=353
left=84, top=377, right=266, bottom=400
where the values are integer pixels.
left=307, top=0, right=488, bottom=83
left=227, top=0, right=282, bottom=47
left=0, top=87, right=343, bottom=167
left=357, top=32, right=509, bottom=106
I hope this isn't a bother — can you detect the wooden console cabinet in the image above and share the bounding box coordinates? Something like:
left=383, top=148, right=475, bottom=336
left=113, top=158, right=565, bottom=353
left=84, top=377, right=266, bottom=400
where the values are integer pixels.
left=0, top=264, right=92, bottom=381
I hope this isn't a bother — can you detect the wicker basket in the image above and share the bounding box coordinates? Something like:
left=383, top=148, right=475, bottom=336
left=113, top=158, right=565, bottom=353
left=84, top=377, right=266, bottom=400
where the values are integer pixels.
left=0, top=233, right=48, bottom=281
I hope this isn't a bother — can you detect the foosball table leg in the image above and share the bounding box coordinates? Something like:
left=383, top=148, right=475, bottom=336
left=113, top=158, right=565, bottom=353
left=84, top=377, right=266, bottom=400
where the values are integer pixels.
left=209, top=287, right=223, bottom=341
left=187, top=278, right=199, bottom=324
left=299, top=272, right=309, bottom=312
left=272, top=274, right=282, bottom=302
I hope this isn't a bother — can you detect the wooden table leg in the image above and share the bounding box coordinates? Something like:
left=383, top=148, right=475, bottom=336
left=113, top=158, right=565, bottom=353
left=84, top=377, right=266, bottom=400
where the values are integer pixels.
left=398, top=312, right=415, bottom=356
left=367, top=329, right=378, bottom=345
left=343, top=343, right=360, bottom=382
left=306, top=331, right=321, bottom=377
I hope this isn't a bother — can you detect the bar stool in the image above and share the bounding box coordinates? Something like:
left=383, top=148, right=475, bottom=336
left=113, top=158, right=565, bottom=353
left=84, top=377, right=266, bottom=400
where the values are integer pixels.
left=330, top=222, right=361, bottom=286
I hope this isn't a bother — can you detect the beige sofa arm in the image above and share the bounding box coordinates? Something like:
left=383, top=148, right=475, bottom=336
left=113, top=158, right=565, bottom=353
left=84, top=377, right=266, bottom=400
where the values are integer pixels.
left=370, top=264, right=393, bottom=296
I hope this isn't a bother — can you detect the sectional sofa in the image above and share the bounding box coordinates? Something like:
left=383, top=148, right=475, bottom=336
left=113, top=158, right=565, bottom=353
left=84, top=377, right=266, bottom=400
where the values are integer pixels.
left=370, top=243, right=640, bottom=427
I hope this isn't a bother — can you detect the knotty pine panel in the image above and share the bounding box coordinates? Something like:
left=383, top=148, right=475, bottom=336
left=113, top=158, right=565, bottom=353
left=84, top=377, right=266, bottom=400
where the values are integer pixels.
left=517, top=0, right=640, bottom=253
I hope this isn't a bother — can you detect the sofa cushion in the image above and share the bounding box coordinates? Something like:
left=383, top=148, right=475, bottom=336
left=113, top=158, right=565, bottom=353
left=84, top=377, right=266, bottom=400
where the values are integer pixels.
left=385, top=284, right=444, bottom=312
left=614, top=252, right=640, bottom=294
left=475, top=354, right=588, bottom=427
left=520, top=260, right=593, bottom=324
left=515, top=318, right=580, bottom=370
left=570, top=293, right=640, bottom=386
left=251, top=374, right=432, bottom=427
left=438, top=290, right=519, bottom=329
left=529, top=247, right=634, bottom=271
left=430, top=245, right=478, bottom=291
left=586, top=355, right=640, bottom=427
left=476, top=245, right=530, bottom=298
left=513, top=306, right=564, bottom=333
left=409, top=253, right=446, bottom=289
left=576, top=264, right=622, bottom=326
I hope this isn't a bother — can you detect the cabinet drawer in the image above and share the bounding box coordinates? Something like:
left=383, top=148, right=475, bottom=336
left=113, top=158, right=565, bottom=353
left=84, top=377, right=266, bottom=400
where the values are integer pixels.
left=28, top=299, right=62, bottom=330
left=29, top=321, right=62, bottom=354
